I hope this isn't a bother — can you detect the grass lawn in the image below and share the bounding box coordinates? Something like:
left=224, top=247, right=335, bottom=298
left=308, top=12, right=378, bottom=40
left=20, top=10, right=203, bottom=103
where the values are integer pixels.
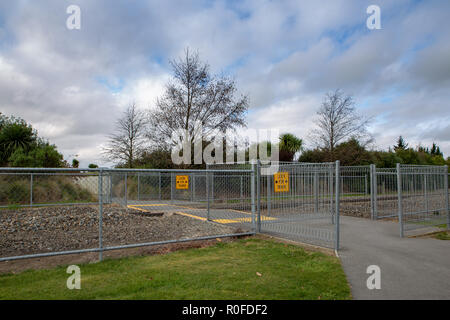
left=433, top=231, right=450, bottom=240
left=0, top=238, right=351, bottom=300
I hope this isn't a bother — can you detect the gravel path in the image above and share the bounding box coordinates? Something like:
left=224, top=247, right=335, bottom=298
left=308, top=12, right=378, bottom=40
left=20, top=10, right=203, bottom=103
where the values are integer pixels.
left=0, top=205, right=242, bottom=258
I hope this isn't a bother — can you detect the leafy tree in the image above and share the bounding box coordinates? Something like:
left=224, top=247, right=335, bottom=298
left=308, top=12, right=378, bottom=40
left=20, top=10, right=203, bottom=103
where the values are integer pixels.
left=393, top=136, right=408, bottom=151
left=299, top=138, right=372, bottom=165
left=0, top=114, right=65, bottom=168
left=0, top=119, right=36, bottom=164
left=88, top=163, right=98, bottom=168
left=279, top=133, right=302, bottom=162
left=371, top=151, right=402, bottom=168
left=132, top=148, right=175, bottom=169
left=430, top=143, right=443, bottom=156
left=332, top=138, right=373, bottom=166
left=298, top=148, right=329, bottom=163
left=8, top=143, right=63, bottom=168
left=72, top=159, right=79, bottom=168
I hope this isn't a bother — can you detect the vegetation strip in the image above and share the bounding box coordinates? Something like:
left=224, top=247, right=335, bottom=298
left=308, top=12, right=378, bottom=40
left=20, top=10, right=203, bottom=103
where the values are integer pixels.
left=0, top=238, right=351, bottom=300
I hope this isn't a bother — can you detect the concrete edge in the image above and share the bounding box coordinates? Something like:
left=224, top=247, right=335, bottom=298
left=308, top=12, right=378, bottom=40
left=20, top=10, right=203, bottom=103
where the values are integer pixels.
left=254, top=234, right=336, bottom=257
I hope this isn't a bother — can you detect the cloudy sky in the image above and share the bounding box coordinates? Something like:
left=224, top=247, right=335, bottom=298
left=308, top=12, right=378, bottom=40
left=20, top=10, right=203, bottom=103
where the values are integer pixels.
left=0, top=0, right=449, bottom=166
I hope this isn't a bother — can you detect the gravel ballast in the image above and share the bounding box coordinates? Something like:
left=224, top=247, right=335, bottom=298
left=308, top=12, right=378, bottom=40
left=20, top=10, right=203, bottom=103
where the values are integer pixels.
left=0, top=205, right=242, bottom=258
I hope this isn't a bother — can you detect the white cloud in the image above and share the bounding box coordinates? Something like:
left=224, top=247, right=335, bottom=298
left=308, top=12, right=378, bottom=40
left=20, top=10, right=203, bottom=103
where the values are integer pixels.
left=0, top=0, right=449, bottom=167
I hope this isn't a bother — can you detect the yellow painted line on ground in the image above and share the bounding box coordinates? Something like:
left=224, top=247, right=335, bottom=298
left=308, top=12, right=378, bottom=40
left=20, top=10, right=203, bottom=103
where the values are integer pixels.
left=213, top=218, right=243, bottom=224
left=213, top=218, right=254, bottom=224
left=214, top=216, right=278, bottom=224
left=130, top=203, right=200, bottom=210
left=261, top=216, right=277, bottom=221
left=127, top=205, right=152, bottom=213
left=230, top=209, right=277, bottom=221
left=230, top=209, right=252, bottom=215
left=174, top=211, right=207, bottom=221
left=129, top=204, right=169, bottom=207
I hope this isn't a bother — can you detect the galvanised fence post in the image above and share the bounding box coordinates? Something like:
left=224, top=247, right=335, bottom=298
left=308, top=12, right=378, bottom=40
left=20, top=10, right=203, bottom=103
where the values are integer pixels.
left=251, top=161, right=256, bottom=231
left=335, top=160, right=341, bottom=251
left=211, top=171, right=214, bottom=203
left=98, top=169, right=104, bottom=262
left=256, top=160, right=261, bottom=233
left=396, top=163, right=404, bottom=238
left=267, top=173, right=271, bottom=216
left=444, top=165, right=449, bottom=230
left=424, top=173, right=429, bottom=215
left=370, top=164, right=375, bottom=220
left=314, top=171, right=319, bottom=213
left=329, top=165, right=334, bottom=224
left=365, top=174, right=368, bottom=195
left=371, top=164, right=378, bottom=220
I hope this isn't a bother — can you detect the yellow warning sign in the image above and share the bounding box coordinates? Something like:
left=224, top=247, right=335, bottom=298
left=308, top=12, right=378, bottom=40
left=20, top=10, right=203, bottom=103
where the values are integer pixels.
left=274, top=172, right=289, bottom=193
left=176, top=175, right=189, bottom=189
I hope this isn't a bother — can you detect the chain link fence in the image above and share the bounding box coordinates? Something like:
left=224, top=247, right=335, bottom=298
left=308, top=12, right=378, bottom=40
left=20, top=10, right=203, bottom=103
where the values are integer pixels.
left=1, top=162, right=447, bottom=263
left=0, top=167, right=255, bottom=263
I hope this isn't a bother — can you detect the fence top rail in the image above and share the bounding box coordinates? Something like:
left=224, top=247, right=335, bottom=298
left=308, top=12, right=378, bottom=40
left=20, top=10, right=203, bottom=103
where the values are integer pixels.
left=399, top=164, right=447, bottom=169
left=341, top=165, right=371, bottom=169
left=208, top=161, right=335, bottom=166
left=0, top=167, right=253, bottom=174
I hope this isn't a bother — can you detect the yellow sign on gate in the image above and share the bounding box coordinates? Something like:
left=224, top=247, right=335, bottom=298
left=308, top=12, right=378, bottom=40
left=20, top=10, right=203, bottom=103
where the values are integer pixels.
left=176, top=175, right=189, bottom=189
left=274, top=172, right=289, bottom=193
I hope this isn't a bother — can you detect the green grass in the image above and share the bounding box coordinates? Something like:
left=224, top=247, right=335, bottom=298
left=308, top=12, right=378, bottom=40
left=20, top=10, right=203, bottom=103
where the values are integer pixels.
left=0, top=238, right=351, bottom=300
left=434, top=231, right=450, bottom=240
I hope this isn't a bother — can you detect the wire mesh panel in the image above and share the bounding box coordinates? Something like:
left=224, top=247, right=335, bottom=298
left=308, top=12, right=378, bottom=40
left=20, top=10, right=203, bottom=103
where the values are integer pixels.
left=208, top=161, right=340, bottom=250
left=399, top=165, right=449, bottom=235
left=0, top=171, right=102, bottom=208
left=207, top=170, right=254, bottom=229
left=259, top=162, right=338, bottom=249
left=0, top=169, right=102, bottom=261
left=375, top=167, right=398, bottom=219
left=340, top=166, right=371, bottom=219
left=0, top=167, right=255, bottom=263
left=99, top=168, right=255, bottom=255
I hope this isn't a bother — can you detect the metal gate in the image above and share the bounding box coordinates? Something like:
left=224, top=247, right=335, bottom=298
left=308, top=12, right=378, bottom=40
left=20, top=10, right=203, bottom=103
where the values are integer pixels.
left=208, top=161, right=341, bottom=250
left=256, top=162, right=341, bottom=250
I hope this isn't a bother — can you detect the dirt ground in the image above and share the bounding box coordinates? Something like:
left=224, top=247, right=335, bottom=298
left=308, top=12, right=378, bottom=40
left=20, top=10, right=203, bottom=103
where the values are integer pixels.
left=0, top=205, right=247, bottom=270
left=0, top=237, right=248, bottom=274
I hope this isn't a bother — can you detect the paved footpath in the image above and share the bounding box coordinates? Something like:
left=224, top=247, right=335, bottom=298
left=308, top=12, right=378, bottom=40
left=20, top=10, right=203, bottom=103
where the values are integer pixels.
left=339, top=216, right=450, bottom=300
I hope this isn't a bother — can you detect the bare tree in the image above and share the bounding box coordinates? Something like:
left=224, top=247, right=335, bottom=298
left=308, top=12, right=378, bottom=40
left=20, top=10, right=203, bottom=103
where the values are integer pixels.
left=310, top=89, right=371, bottom=154
left=147, top=48, right=249, bottom=148
left=103, top=103, right=147, bottom=168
